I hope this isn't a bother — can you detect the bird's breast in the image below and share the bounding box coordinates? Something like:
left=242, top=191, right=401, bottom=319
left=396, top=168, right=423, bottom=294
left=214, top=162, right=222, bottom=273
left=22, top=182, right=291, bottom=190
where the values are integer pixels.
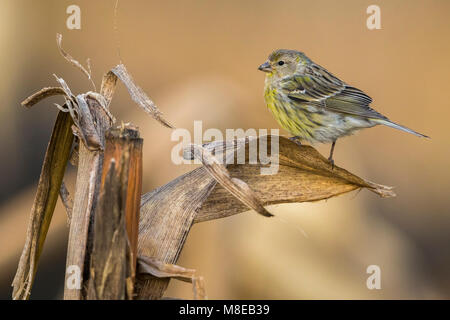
left=263, top=81, right=370, bottom=143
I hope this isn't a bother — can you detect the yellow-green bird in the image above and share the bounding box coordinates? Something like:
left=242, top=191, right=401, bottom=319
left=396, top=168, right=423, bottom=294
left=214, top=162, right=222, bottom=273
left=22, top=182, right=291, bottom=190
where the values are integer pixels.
left=259, top=49, right=428, bottom=166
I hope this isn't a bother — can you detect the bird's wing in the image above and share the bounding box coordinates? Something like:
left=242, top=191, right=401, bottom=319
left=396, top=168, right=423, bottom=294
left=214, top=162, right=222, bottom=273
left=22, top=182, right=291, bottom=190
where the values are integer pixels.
left=284, top=64, right=387, bottom=120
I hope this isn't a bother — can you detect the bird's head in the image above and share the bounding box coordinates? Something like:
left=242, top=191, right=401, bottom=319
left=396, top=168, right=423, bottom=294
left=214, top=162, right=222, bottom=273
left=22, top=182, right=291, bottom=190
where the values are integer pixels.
left=258, top=49, right=309, bottom=78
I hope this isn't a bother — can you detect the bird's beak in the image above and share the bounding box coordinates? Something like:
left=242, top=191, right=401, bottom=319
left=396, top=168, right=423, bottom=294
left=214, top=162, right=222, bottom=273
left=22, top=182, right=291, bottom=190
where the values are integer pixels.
left=258, top=61, right=272, bottom=73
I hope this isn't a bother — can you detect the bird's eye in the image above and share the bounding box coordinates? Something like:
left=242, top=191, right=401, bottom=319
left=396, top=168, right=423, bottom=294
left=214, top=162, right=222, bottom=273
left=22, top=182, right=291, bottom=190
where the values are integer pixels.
left=278, top=61, right=285, bottom=66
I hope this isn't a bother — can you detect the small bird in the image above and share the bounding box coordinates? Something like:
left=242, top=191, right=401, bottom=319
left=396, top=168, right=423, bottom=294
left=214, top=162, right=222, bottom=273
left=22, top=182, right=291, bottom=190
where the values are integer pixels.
left=258, top=49, right=428, bottom=166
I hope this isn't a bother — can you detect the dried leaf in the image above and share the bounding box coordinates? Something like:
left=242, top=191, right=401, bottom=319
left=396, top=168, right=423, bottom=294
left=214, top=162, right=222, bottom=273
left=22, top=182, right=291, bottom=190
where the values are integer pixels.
left=111, top=64, right=174, bottom=128
left=192, top=276, right=207, bottom=300
left=194, top=135, right=395, bottom=222
left=12, top=111, right=74, bottom=300
left=183, top=136, right=258, bottom=163
left=69, top=142, right=79, bottom=166
left=136, top=135, right=395, bottom=299
left=138, top=255, right=206, bottom=300
left=190, top=144, right=272, bottom=217
left=86, top=92, right=116, bottom=123
left=56, top=33, right=96, bottom=91
left=51, top=75, right=79, bottom=122
left=100, top=71, right=118, bottom=108
left=59, top=181, right=73, bottom=226
left=49, top=75, right=113, bottom=150
left=21, top=87, right=66, bottom=108
left=74, top=94, right=103, bottom=150
left=138, top=256, right=195, bottom=281
left=137, top=167, right=215, bottom=299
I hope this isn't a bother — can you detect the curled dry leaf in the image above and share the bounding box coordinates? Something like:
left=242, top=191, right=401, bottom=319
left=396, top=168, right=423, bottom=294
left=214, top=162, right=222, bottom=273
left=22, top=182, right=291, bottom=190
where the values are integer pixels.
left=193, top=135, right=395, bottom=222
left=136, top=135, right=395, bottom=299
left=85, top=92, right=116, bottom=123
left=56, top=33, right=96, bottom=91
left=189, top=144, right=272, bottom=217
left=100, top=71, right=118, bottom=108
left=74, top=94, right=104, bottom=150
left=49, top=75, right=110, bottom=150
left=138, top=255, right=207, bottom=300
left=21, top=87, right=66, bottom=108
left=111, top=64, right=174, bottom=129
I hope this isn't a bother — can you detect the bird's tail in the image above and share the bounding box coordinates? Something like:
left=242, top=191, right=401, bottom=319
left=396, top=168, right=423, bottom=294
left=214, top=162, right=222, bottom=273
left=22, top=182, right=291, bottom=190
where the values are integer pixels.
left=374, top=119, right=429, bottom=138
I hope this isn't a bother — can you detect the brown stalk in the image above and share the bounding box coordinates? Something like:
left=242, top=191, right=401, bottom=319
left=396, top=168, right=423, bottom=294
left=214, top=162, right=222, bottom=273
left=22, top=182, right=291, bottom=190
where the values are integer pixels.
left=87, top=125, right=142, bottom=300
left=63, top=96, right=113, bottom=300
left=86, top=125, right=142, bottom=300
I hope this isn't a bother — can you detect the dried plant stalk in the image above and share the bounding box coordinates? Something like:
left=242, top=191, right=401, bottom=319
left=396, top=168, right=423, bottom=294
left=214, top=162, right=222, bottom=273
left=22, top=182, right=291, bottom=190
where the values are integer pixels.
left=15, top=33, right=173, bottom=300
left=118, top=127, right=143, bottom=271
left=86, top=159, right=127, bottom=299
left=64, top=96, right=112, bottom=300
left=64, top=143, right=102, bottom=300
left=86, top=125, right=142, bottom=300
left=12, top=111, right=74, bottom=300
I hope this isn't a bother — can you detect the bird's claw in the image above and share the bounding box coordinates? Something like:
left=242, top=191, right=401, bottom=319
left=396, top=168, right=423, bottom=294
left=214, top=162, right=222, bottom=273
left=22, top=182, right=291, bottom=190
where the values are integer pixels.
left=289, top=136, right=302, bottom=147
left=328, top=157, right=335, bottom=170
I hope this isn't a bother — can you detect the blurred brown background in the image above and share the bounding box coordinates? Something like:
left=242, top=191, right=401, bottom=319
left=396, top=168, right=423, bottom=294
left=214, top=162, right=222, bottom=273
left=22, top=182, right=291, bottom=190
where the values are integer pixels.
left=0, top=0, right=449, bottom=299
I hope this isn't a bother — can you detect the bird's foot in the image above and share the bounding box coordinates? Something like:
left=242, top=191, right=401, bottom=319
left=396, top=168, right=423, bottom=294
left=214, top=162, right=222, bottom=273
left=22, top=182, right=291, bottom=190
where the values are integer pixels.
left=328, top=140, right=336, bottom=170
left=328, top=157, right=335, bottom=170
left=289, top=136, right=302, bottom=147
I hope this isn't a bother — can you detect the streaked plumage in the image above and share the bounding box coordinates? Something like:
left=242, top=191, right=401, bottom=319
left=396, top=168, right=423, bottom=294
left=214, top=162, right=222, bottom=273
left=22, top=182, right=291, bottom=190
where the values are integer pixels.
left=258, top=49, right=428, bottom=163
